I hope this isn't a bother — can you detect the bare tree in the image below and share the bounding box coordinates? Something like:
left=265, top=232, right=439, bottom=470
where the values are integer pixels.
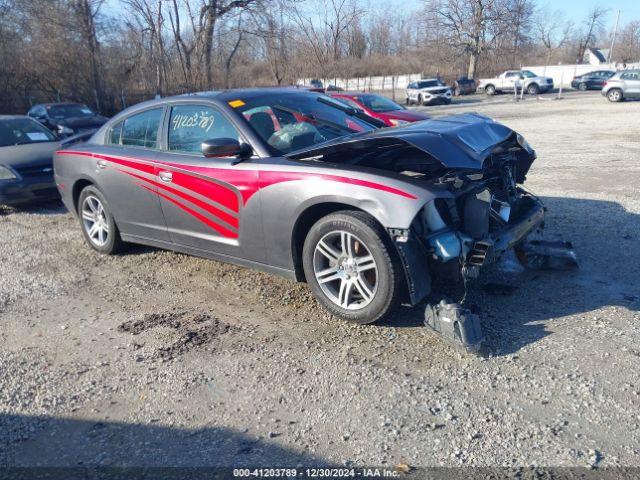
left=291, top=0, right=363, bottom=79
left=504, top=0, right=534, bottom=66
left=74, top=0, right=105, bottom=110
left=534, top=6, right=572, bottom=66
left=576, top=6, right=608, bottom=62
left=199, top=0, right=260, bottom=88
left=615, top=20, right=640, bottom=64
left=426, top=0, right=508, bottom=79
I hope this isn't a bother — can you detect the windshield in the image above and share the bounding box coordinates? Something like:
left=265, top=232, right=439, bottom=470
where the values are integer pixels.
left=235, top=93, right=376, bottom=154
left=47, top=104, right=95, bottom=119
left=354, top=94, right=403, bottom=113
left=0, top=118, right=57, bottom=147
left=521, top=71, right=537, bottom=78
left=417, top=80, right=443, bottom=88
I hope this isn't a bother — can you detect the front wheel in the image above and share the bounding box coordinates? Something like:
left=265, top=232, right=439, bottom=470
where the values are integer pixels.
left=78, top=185, right=123, bottom=254
left=607, top=89, right=623, bottom=102
left=417, top=94, right=424, bottom=106
left=302, top=211, right=403, bottom=324
left=527, top=83, right=539, bottom=95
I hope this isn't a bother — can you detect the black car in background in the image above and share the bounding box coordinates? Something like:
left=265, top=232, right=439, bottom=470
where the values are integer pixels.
left=570, top=70, right=616, bottom=91
left=453, top=76, right=477, bottom=95
left=0, top=115, right=61, bottom=205
left=27, top=102, right=107, bottom=137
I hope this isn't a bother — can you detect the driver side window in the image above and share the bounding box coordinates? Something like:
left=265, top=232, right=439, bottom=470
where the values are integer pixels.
left=168, top=104, right=239, bottom=154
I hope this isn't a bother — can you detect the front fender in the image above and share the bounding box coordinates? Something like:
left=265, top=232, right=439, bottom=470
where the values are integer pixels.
left=256, top=176, right=439, bottom=273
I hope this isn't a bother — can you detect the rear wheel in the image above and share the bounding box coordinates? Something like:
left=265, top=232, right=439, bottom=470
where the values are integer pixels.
left=607, top=88, right=623, bottom=102
left=302, top=211, right=403, bottom=324
left=78, top=185, right=123, bottom=254
left=578, top=82, right=588, bottom=91
left=484, top=84, right=496, bottom=96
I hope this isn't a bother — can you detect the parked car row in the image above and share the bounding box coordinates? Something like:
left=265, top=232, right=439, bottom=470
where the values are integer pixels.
left=1, top=103, right=107, bottom=205
left=475, top=67, right=640, bottom=102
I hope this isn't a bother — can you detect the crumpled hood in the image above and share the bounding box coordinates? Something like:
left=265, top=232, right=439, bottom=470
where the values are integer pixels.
left=288, top=113, right=516, bottom=170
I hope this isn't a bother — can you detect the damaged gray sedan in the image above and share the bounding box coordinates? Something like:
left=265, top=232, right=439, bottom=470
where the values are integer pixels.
left=54, top=89, right=573, bottom=351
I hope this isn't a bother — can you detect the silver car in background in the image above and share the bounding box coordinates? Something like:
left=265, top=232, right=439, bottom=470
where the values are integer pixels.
left=602, top=70, right=640, bottom=102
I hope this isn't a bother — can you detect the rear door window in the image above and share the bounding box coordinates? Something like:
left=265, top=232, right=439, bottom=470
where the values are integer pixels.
left=121, top=108, right=162, bottom=148
left=167, top=104, right=240, bottom=154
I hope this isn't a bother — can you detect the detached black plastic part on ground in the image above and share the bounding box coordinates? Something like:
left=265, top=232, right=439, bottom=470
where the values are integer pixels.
left=423, top=238, right=578, bottom=354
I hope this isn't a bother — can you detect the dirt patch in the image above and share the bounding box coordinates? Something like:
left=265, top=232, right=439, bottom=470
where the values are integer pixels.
left=118, top=311, right=237, bottom=360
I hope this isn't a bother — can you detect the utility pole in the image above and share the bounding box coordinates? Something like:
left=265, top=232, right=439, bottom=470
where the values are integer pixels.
left=608, top=9, right=621, bottom=64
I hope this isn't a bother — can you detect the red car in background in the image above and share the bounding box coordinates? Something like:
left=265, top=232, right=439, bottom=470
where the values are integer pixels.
left=329, top=92, right=430, bottom=127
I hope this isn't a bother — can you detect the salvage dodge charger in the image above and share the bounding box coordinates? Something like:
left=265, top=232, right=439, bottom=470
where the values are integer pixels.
left=54, top=88, right=552, bottom=346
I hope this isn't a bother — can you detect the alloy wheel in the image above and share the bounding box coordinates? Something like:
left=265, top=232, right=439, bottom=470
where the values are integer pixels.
left=608, top=90, right=621, bottom=102
left=313, top=230, right=378, bottom=310
left=81, top=195, right=110, bottom=247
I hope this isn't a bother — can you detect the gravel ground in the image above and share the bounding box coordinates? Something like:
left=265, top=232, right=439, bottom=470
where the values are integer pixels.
left=0, top=91, right=639, bottom=468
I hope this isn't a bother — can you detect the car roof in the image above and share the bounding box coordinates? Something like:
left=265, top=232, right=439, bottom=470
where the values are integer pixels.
left=31, top=102, right=86, bottom=108
left=0, top=114, right=33, bottom=120
left=126, top=87, right=326, bottom=110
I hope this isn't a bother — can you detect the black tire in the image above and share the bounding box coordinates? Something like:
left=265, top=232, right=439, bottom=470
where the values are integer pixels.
left=607, top=88, right=623, bottom=102
left=405, top=97, right=410, bottom=106
left=484, top=84, right=496, bottom=96
left=417, top=94, right=423, bottom=106
left=578, top=82, right=588, bottom=91
left=302, top=210, right=403, bottom=324
left=77, top=185, right=123, bottom=255
left=527, top=83, right=539, bottom=95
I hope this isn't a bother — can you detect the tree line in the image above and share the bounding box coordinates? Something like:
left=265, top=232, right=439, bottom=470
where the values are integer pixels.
left=0, top=0, right=639, bottom=114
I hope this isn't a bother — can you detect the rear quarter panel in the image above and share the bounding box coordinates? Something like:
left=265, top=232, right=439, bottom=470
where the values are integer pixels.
left=53, top=146, right=97, bottom=214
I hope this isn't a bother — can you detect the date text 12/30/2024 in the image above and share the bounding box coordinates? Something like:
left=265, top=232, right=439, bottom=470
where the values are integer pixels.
left=233, top=468, right=403, bottom=478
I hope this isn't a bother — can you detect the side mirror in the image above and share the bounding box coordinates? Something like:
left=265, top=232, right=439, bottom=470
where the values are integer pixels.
left=201, top=138, right=252, bottom=158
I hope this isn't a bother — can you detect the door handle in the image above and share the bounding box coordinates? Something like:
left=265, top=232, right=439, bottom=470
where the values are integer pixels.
left=96, top=160, right=107, bottom=169
left=159, top=171, right=173, bottom=182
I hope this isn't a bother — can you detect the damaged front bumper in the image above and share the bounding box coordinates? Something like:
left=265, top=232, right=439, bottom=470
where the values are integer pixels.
left=393, top=191, right=546, bottom=306
left=392, top=190, right=576, bottom=354
left=426, top=191, right=545, bottom=270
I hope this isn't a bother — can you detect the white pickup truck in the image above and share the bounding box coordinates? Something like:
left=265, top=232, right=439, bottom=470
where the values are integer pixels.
left=478, top=70, right=554, bottom=95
